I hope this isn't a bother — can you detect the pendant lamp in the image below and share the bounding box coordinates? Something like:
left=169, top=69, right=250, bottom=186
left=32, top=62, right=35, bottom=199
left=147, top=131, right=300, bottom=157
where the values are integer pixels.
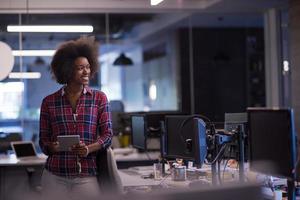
left=113, top=53, right=133, bottom=66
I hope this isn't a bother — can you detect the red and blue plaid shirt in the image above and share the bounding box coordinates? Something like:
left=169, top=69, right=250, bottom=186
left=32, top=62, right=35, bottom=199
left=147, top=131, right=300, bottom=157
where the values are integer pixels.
left=39, top=86, right=112, bottom=178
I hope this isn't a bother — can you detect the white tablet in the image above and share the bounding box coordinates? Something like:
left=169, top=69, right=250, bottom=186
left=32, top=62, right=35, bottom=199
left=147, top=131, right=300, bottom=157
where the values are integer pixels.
left=57, top=135, right=80, bottom=151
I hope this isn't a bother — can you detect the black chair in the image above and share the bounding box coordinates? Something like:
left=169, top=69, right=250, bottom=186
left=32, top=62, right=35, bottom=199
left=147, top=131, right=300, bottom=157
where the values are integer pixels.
left=96, top=147, right=123, bottom=194
left=110, top=100, right=124, bottom=112
left=0, top=132, right=22, bottom=154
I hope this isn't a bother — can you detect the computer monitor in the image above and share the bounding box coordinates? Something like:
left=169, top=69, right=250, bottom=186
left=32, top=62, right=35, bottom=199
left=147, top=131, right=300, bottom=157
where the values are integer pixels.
left=146, top=113, right=165, bottom=133
left=223, top=112, right=248, bottom=160
left=131, top=112, right=182, bottom=151
left=164, top=115, right=207, bottom=167
left=131, top=115, right=147, bottom=150
left=247, top=108, right=297, bottom=179
left=224, top=112, right=247, bottom=132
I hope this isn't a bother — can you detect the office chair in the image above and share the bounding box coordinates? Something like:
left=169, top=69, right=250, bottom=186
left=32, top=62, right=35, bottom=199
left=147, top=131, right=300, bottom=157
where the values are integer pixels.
left=110, top=100, right=124, bottom=112
left=96, top=147, right=123, bottom=194
left=0, top=132, right=22, bottom=154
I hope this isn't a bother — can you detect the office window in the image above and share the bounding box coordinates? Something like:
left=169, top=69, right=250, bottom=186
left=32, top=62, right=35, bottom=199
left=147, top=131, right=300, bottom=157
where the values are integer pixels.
left=100, top=52, right=123, bottom=101
left=0, top=82, right=24, bottom=120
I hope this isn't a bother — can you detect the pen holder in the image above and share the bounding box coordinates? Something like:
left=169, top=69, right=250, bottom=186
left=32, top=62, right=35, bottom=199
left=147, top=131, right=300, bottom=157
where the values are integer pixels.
left=171, top=166, right=186, bottom=181
left=153, top=163, right=163, bottom=180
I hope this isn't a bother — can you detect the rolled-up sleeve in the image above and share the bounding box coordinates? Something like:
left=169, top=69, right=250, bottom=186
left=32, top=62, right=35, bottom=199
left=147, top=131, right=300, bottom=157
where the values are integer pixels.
left=39, top=98, right=51, bottom=155
left=97, top=93, right=113, bottom=149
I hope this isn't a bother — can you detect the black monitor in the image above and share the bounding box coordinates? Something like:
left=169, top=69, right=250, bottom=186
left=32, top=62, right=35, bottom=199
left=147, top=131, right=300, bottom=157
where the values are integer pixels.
left=131, top=115, right=147, bottom=150
left=145, top=113, right=166, bottom=134
left=248, top=108, right=297, bottom=179
left=223, top=112, right=248, bottom=160
left=164, top=115, right=207, bottom=167
left=131, top=112, right=182, bottom=151
left=144, top=111, right=185, bottom=133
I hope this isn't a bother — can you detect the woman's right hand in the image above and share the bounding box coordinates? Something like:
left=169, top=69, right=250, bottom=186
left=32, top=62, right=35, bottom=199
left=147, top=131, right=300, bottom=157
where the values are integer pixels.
left=48, top=141, right=60, bottom=154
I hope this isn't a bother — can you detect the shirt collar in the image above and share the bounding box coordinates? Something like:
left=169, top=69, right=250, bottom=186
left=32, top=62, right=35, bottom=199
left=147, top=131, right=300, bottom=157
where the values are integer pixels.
left=61, top=86, right=92, bottom=96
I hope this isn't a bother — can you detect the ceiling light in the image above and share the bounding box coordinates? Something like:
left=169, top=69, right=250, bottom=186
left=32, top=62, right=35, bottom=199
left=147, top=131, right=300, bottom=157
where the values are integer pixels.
left=113, top=53, right=133, bottom=66
left=7, top=25, right=93, bottom=33
left=283, top=60, right=289, bottom=72
left=151, top=0, right=164, bottom=6
left=12, top=50, right=55, bottom=57
left=9, top=72, right=41, bottom=79
left=149, top=81, right=157, bottom=101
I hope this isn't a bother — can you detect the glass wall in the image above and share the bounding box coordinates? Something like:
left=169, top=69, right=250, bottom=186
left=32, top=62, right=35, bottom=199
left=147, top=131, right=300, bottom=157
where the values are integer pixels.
left=0, top=11, right=273, bottom=141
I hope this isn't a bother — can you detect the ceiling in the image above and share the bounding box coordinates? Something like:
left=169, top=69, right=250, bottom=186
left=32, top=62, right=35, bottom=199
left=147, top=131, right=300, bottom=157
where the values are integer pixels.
left=0, top=0, right=221, bottom=13
left=0, top=0, right=288, bottom=68
left=0, top=13, right=154, bottom=40
left=0, top=0, right=289, bottom=39
left=0, top=0, right=288, bottom=14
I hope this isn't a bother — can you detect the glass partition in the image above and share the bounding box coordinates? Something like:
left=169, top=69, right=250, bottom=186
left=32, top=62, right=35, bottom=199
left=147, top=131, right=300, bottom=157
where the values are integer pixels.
left=0, top=11, right=275, bottom=140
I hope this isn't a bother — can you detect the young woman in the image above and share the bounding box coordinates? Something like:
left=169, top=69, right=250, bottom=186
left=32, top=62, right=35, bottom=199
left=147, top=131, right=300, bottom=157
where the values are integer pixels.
left=39, top=37, right=112, bottom=199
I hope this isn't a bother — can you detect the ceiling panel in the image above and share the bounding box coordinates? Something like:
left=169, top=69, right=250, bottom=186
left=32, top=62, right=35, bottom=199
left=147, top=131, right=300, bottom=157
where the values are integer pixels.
left=0, top=0, right=221, bottom=13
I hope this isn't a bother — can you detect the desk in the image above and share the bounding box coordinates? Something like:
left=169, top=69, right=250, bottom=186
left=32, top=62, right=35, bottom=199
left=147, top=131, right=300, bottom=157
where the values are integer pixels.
left=0, top=155, right=46, bottom=200
left=0, top=154, right=268, bottom=199
left=114, top=150, right=160, bottom=169
left=118, top=165, right=268, bottom=200
left=118, top=165, right=210, bottom=193
left=0, top=149, right=159, bottom=199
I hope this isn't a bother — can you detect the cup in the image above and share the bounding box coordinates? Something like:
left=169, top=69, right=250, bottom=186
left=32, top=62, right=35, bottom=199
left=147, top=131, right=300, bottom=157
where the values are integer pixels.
left=153, top=163, right=163, bottom=179
left=171, top=166, right=186, bottom=181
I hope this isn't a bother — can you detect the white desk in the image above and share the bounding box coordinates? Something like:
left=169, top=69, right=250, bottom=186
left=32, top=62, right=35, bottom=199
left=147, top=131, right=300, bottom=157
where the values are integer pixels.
left=0, top=149, right=161, bottom=199
left=0, top=149, right=159, bottom=166
left=0, top=155, right=46, bottom=200
left=0, top=154, right=46, bottom=166
left=114, top=150, right=160, bottom=162
left=118, top=165, right=206, bottom=193
left=119, top=169, right=161, bottom=187
left=113, top=148, right=160, bottom=169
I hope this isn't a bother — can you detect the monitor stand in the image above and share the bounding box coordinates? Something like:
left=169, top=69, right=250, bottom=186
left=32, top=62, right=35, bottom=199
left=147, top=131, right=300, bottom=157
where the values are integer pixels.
left=287, top=179, right=296, bottom=200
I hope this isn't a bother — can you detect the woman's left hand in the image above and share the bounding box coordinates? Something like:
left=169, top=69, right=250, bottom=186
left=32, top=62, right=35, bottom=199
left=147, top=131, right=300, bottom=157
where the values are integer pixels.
left=71, top=141, right=89, bottom=157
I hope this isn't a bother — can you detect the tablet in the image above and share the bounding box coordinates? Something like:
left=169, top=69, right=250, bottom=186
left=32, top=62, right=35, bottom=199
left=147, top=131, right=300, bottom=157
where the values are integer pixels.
left=57, top=135, right=80, bottom=151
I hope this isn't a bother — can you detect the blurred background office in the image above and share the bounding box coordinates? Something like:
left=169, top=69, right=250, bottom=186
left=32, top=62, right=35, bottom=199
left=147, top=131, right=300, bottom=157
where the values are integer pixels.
left=0, top=0, right=299, bottom=150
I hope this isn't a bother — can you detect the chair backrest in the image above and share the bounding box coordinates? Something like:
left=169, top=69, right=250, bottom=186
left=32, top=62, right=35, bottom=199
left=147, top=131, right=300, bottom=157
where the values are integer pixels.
left=0, top=132, right=22, bottom=153
left=110, top=100, right=124, bottom=112
left=96, top=147, right=123, bottom=194
left=106, top=148, right=123, bottom=192
left=7, top=132, right=22, bottom=141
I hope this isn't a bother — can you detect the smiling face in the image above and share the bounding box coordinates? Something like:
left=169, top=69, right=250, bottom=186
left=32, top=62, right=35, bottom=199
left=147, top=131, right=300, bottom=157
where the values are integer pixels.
left=70, top=57, right=91, bottom=86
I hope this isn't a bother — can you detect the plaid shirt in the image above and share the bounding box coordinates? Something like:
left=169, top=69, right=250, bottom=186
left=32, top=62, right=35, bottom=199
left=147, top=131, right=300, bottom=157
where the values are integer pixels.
left=39, top=86, right=112, bottom=178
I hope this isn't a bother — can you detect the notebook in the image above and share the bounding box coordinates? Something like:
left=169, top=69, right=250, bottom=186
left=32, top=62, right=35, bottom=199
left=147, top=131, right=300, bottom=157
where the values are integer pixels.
left=11, top=141, right=41, bottom=161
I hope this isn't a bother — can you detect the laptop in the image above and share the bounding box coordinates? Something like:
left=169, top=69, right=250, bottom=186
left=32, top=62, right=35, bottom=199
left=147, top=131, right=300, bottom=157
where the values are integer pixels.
left=11, top=141, right=43, bottom=161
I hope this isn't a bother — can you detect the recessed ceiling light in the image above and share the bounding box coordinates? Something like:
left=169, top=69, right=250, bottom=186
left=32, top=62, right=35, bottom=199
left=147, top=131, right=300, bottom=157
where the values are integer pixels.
left=9, top=72, right=41, bottom=79
left=12, top=50, right=55, bottom=57
left=151, top=0, right=164, bottom=6
left=7, top=25, right=93, bottom=33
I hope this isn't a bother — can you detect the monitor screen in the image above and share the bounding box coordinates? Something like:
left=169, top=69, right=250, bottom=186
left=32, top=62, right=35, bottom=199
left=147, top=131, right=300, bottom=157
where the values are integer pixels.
left=131, top=112, right=182, bottom=151
left=131, top=115, right=146, bottom=150
left=248, top=108, right=297, bottom=179
left=145, top=113, right=166, bottom=136
left=165, top=115, right=207, bottom=166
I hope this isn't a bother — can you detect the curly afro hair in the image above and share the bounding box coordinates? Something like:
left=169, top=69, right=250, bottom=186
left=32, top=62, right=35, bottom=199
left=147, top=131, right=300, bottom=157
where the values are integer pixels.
left=50, top=36, right=99, bottom=84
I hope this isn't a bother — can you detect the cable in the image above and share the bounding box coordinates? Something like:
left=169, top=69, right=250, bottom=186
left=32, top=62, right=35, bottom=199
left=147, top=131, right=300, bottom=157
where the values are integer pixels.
left=178, top=114, right=211, bottom=145
left=158, top=174, right=171, bottom=186
left=145, top=151, right=152, bottom=160
left=222, top=158, right=230, bottom=181
left=217, top=160, right=222, bottom=184
left=205, top=144, right=227, bottom=165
